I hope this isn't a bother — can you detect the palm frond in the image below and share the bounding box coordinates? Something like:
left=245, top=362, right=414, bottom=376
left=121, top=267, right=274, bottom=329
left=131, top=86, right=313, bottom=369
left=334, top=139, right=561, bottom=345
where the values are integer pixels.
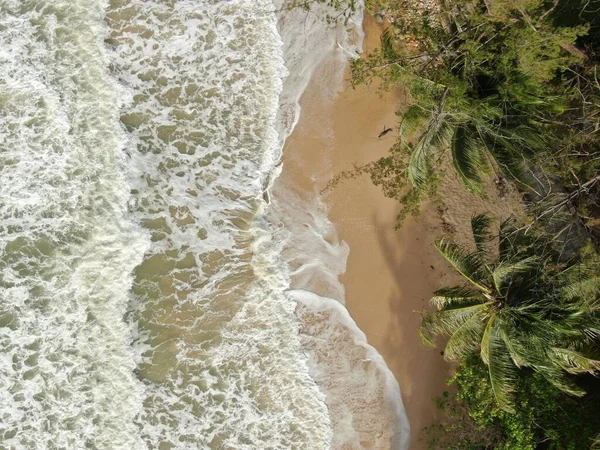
left=451, top=123, right=488, bottom=192
left=408, top=89, right=453, bottom=190
left=510, top=124, right=548, bottom=152
left=481, top=316, right=517, bottom=411
left=581, top=326, right=600, bottom=340
left=380, top=28, right=396, bottom=60
left=471, top=213, right=493, bottom=255
left=500, top=322, right=555, bottom=369
left=479, top=127, right=529, bottom=186
left=420, top=303, right=489, bottom=347
left=537, top=366, right=586, bottom=397
left=407, top=116, right=453, bottom=189
left=549, top=347, right=600, bottom=375
left=480, top=314, right=495, bottom=366
left=500, top=328, right=531, bottom=368
left=491, top=256, right=540, bottom=297
left=398, top=105, right=431, bottom=142
left=497, top=218, right=533, bottom=260
left=436, top=238, right=490, bottom=294
left=562, top=276, right=600, bottom=303
left=431, top=286, right=486, bottom=309
left=444, top=313, right=486, bottom=361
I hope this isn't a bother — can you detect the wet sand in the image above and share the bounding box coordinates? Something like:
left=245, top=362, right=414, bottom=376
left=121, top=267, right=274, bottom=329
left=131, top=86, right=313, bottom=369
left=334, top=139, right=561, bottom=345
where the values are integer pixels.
left=278, top=14, right=524, bottom=449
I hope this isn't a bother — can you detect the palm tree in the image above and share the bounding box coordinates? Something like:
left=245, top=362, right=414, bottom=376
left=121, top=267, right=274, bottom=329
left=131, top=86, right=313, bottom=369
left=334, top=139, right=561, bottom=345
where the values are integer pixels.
left=374, top=22, right=557, bottom=195
left=400, top=85, right=548, bottom=194
left=420, top=214, right=600, bottom=410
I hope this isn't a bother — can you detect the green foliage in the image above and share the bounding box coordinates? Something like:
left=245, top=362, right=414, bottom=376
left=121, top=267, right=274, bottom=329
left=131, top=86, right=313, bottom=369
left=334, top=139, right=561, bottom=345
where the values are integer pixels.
left=420, top=214, right=600, bottom=410
left=351, top=0, right=600, bottom=233
left=426, top=357, right=600, bottom=450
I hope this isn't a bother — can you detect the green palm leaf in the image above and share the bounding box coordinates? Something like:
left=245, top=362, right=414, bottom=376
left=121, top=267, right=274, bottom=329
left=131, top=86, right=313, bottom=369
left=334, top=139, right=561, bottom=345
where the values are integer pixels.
left=408, top=89, right=453, bottom=190
left=481, top=316, right=517, bottom=411
left=451, top=123, right=488, bottom=192
left=380, top=28, right=396, bottom=60
left=471, top=213, right=493, bottom=254
left=431, top=286, right=486, bottom=309
left=491, top=256, right=539, bottom=297
left=444, top=313, right=487, bottom=361
left=398, top=104, right=430, bottom=142
left=436, top=238, right=490, bottom=294
left=549, top=347, right=600, bottom=375
left=501, top=323, right=554, bottom=369
left=420, top=303, right=490, bottom=346
left=537, top=366, right=586, bottom=397
left=562, top=276, right=600, bottom=303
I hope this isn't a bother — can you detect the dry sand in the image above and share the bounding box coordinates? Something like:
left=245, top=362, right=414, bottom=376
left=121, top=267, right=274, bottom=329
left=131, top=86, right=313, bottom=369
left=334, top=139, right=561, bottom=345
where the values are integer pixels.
left=278, top=14, right=524, bottom=449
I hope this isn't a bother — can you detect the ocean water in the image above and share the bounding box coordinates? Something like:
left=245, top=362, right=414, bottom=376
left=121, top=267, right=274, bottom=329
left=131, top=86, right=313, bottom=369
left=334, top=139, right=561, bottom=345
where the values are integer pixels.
left=0, top=0, right=408, bottom=449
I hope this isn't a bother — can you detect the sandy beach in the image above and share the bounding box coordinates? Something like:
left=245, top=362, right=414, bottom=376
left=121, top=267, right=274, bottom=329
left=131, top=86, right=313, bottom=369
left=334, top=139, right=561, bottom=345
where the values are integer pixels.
left=277, top=13, right=525, bottom=449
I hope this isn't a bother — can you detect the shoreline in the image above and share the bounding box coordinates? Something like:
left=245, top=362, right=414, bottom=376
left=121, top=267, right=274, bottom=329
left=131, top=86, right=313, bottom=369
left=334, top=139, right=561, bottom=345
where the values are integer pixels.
left=276, top=8, right=525, bottom=447
left=322, top=17, right=453, bottom=448
left=276, top=14, right=451, bottom=449
left=276, top=11, right=525, bottom=448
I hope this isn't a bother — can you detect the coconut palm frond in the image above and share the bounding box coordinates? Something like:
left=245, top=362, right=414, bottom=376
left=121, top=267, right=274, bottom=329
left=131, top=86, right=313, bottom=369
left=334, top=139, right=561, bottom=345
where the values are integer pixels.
left=444, top=313, right=487, bottom=361
left=436, top=238, right=490, bottom=293
left=537, top=366, right=586, bottom=397
left=481, top=317, right=517, bottom=411
left=550, top=347, right=600, bottom=375
left=398, top=104, right=431, bottom=142
left=431, top=285, right=486, bottom=308
left=408, top=88, right=452, bottom=190
left=510, top=124, right=548, bottom=152
left=480, top=314, right=495, bottom=366
left=471, top=213, right=493, bottom=255
left=497, top=218, right=534, bottom=260
left=420, top=303, right=489, bottom=346
left=581, top=326, right=600, bottom=340
left=451, top=123, right=488, bottom=192
left=499, top=328, right=531, bottom=368
left=501, top=321, right=555, bottom=369
left=491, top=256, right=540, bottom=297
left=407, top=116, right=453, bottom=189
left=479, top=127, right=530, bottom=185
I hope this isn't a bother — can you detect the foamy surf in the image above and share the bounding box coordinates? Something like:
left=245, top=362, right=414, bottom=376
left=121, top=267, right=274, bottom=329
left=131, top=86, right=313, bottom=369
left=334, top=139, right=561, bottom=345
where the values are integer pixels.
left=291, top=290, right=411, bottom=450
left=1, top=0, right=409, bottom=448
left=0, top=1, right=148, bottom=447
left=107, top=0, right=332, bottom=447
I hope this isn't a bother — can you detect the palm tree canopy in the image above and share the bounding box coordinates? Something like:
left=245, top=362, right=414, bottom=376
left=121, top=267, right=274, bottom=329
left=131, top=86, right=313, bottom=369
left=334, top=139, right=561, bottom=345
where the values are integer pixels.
left=420, top=214, right=600, bottom=410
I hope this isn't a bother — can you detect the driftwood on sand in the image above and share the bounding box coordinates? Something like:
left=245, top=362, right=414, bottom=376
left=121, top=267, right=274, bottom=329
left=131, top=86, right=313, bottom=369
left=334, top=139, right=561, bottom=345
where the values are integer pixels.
left=378, top=125, right=393, bottom=139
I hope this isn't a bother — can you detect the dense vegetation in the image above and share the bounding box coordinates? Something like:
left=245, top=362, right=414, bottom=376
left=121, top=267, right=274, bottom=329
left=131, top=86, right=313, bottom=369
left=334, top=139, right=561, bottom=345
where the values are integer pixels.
left=422, top=215, right=600, bottom=448
left=325, top=0, right=600, bottom=447
left=353, top=0, right=600, bottom=235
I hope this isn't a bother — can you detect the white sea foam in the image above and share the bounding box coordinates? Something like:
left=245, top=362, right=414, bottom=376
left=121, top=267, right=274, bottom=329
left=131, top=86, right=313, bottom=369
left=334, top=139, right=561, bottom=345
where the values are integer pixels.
left=273, top=0, right=365, bottom=146
left=106, top=0, right=332, bottom=448
left=291, top=290, right=411, bottom=450
left=0, top=0, right=149, bottom=448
